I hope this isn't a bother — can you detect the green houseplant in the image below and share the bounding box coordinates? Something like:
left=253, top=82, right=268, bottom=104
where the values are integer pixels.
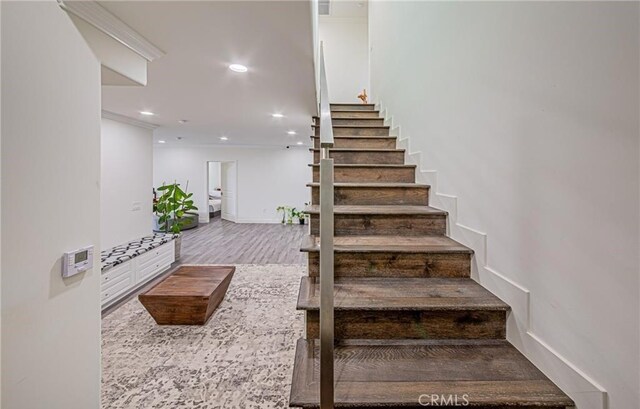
left=277, top=205, right=293, bottom=224
left=291, top=208, right=306, bottom=225
left=154, top=182, right=198, bottom=259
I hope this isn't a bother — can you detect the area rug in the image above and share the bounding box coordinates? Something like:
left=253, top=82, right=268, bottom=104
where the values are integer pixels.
left=101, top=264, right=306, bottom=409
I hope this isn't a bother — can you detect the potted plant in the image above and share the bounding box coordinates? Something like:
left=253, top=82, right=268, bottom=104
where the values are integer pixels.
left=154, top=181, right=198, bottom=259
left=291, top=208, right=306, bottom=225
left=276, top=206, right=289, bottom=224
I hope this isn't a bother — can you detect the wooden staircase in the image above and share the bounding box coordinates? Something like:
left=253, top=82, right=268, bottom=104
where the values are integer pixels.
left=289, top=103, right=574, bottom=408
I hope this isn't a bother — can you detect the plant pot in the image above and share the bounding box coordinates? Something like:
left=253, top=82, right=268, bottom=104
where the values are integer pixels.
left=174, top=235, right=182, bottom=260
left=299, top=219, right=305, bottom=225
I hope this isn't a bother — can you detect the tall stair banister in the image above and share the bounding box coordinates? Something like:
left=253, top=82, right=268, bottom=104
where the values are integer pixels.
left=317, top=41, right=334, bottom=409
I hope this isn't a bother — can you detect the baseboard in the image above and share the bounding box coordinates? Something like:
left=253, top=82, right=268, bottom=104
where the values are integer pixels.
left=378, top=101, right=608, bottom=409
left=234, top=218, right=287, bottom=224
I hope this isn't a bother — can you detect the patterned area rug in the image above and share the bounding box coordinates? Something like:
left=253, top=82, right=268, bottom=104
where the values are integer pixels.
left=101, top=264, right=306, bottom=408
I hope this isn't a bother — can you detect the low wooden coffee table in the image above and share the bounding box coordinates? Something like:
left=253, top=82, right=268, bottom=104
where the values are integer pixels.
left=139, top=265, right=235, bottom=325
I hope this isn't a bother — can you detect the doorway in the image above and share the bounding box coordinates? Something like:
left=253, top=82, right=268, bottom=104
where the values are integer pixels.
left=206, top=161, right=238, bottom=223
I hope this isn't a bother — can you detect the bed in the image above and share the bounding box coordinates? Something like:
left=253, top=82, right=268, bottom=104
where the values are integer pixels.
left=209, top=190, right=222, bottom=218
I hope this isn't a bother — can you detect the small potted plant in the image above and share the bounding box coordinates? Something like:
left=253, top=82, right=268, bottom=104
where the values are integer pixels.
left=276, top=205, right=290, bottom=224
left=154, top=181, right=198, bottom=259
left=291, top=208, right=306, bottom=225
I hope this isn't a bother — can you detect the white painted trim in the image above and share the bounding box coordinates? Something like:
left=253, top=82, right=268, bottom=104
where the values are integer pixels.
left=101, top=110, right=159, bottom=130
left=378, top=100, right=608, bottom=409
left=319, top=16, right=368, bottom=24
left=58, top=0, right=164, bottom=62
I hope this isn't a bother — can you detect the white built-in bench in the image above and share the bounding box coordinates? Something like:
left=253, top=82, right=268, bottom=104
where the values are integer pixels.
left=100, top=233, right=179, bottom=308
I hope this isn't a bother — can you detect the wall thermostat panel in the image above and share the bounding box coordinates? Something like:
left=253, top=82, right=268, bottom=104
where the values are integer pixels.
left=62, top=245, right=94, bottom=278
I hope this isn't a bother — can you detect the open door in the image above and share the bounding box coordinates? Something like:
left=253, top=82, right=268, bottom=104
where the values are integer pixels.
left=220, top=161, right=238, bottom=222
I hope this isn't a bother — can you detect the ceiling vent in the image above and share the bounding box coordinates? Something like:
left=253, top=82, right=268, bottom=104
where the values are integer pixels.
left=318, top=0, right=330, bottom=16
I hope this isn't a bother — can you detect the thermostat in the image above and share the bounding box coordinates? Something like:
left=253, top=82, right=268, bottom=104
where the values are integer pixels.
left=62, top=245, right=94, bottom=278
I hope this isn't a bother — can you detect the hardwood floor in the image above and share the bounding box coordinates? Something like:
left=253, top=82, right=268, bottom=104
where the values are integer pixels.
left=102, top=219, right=307, bottom=317
left=180, top=218, right=307, bottom=264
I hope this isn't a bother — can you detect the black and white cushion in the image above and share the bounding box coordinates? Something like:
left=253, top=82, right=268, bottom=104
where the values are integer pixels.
left=101, top=233, right=179, bottom=272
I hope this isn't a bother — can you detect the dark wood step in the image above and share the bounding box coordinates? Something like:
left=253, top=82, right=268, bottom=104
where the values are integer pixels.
left=312, top=148, right=405, bottom=165
left=331, top=118, right=385, bottom=126
left=312, top=136, right=396, bottom=149
left=305, top=205, right=446, bottom=236
left=332, top=110, right=380, bottom=119
left=301, top=235, right=473, bottom=278
left=310, top=164, right=415, bottom=183
left=331, top=103, right=376, bottom=111
left=314, top=125, right=390, bottom=137
left=308, top=182, right=429, bottom=206
left=289, top=338, right=574, bottom=408
left=300, top=277, right=508, bottom=340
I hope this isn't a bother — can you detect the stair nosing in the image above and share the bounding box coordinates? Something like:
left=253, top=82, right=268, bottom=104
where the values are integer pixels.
left=309, top=148, right=404, bottom=152
left=303, top=205, right=446, bottom=215
left=312, top=124, right=390, bottom=129
left=297, top=277, right=510, bottom=312
left=299, top=235, right=474, bottom=254
left=309, top=135, right=395, bottom=139
left=307, top=163, right=416, bottom=168
left=306, top=182, right=428, bottom=188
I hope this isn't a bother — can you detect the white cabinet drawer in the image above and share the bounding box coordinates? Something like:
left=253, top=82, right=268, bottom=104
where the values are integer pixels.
left=101, top=275, right=133, bottom=304
left=137, top=243, right=174, bottom=270
left=136, top=252, right=173, bottom=283
left=101, top=262, right=132, bottom=290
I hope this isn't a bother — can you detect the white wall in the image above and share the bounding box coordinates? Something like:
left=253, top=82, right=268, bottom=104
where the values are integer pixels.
left=369, top=2, right=639, bottom=408
left=101, top=118, right=153, bottom=249
left=1, top=2, right=101, bottom=408
left=319, top=16, right=369, bottom=103
left=154, top=145, right=310, bottom=223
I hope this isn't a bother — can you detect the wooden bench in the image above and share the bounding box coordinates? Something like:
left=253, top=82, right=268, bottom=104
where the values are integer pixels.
left=139, top=265, right=235, bottom=325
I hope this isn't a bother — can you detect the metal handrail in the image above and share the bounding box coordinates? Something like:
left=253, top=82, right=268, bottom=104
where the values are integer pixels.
left=318, top=41, right=334, bottom=409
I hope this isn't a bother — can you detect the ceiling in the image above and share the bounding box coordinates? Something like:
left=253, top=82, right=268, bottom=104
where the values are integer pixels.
left=100, top=1, right=317, bottom=147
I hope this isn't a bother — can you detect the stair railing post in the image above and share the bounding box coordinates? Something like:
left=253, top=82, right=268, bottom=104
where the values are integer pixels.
left=319, top=150, right=334, bottom=409
left=318, top=41, right=335, bottom=409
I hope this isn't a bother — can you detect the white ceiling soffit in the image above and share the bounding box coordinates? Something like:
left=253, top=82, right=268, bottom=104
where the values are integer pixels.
left=58, top=0, right=165, bottom=61
left=99, top=1, right=317, bottom=147
left=102, top=110, right=160, bottom=130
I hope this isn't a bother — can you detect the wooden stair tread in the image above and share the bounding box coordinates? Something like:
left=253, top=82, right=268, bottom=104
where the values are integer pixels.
left=308, top=163, right=415, bottom=168
left=300, top=235, right=473, bottom=254
left=290, top=338, right=574, bottom=408
left=310, top=135, right=395, bottom=139
left=315, top=110, right=382, bottom=117
left=310, top=148, right=402, bottom=152
left=297, top=277, right=509, bottom=311
left=312, top=124, right=389, bottom=129
left=304, top=205, right=445, bottom=215
left=331, top=110, right=379, bottom=113
left=307, top=182, right=426, bottom=188
left=331, top=103, right=376, bottom=106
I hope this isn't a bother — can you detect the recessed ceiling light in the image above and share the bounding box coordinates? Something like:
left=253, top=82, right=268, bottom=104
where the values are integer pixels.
left=139, top=111, right=155, bottom=116
left=220, top=136, right=228, bottom=141
left=178, top=119, right=188, bottom=124
left=297, top=141, right=303, bottom=145
left=229, top=64, right=248, bottom=73
left=287, top=130, right=297, bottom=135
left=158, top=140, right=166, bottom=144
left=272, top=113, right=284, bottom=118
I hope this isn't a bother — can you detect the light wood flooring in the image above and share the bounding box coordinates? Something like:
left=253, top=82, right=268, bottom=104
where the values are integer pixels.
left=180, top=217, right=307, bottom=264
left=102, top=218, right=307, bottom=317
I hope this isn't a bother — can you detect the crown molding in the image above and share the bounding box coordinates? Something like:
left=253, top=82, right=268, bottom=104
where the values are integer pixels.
left=101, top=110, right=160, bottom=130
left=58, top=0, right=165, bottom=62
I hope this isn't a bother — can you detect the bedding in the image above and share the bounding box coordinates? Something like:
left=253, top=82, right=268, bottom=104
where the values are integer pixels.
left=209, top=198, right=222, bottom=213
